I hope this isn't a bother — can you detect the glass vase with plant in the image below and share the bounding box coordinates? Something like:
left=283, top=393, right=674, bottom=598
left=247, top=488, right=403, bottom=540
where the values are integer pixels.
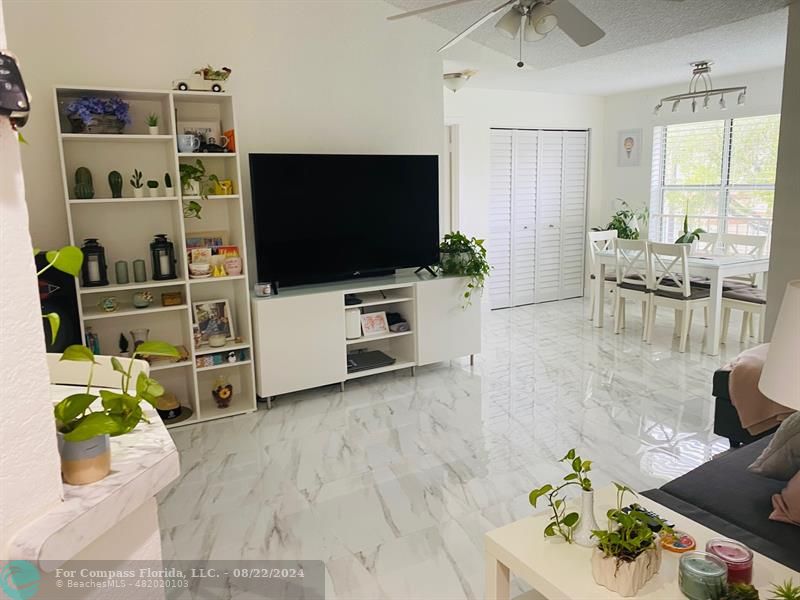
left=594, top=199, right=649, bottom=240
left=54, top=342, right=179, bottom=484
left=179, top=159, right=219, bottom=219
left=438, top=231, right=491, bottom=306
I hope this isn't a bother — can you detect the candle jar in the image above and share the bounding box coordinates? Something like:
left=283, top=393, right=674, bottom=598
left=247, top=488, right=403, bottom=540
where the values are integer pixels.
left=706, top=538, right=753, bottom=584
left=679, top=552, right=727, bottom=600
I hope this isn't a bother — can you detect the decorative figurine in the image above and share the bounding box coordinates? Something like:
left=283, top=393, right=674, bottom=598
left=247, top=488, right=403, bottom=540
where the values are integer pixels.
left=132, top=290, right=153, bottom=308
left=211, top=375, right=233, bottom=408
left=118, top=332, right=130, bottom=357
left=108, top=170, right=123, bottom=198
left=172, top=65, right=232, bottom=93
left=74, top=167, right=94, bottom=199
left=97, top=296, right=118, bottom=312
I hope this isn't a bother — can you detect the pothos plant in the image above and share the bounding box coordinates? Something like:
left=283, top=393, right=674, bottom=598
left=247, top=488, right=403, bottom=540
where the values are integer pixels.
left=591, top=483, right=669, bottom=563
left=179, top=159, right=219, bottom=219
left=528, top=449, right=594, bottom=543
left=36, top=245, right=83, bottom=343
left=55, top=342, right=179, bottom=442
left=438, top=231, right=491, bottom=306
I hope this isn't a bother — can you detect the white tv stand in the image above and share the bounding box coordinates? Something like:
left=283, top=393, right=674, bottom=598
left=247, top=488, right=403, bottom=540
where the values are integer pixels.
left=251, top=272, right=481, bottom=405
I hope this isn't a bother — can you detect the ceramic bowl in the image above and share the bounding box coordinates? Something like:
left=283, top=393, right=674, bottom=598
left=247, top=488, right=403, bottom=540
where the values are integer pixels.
left=189, top=263, right=211, bottom=276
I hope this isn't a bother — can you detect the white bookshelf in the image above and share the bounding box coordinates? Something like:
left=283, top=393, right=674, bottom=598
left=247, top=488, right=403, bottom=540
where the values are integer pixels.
left=54, top=85, right=256, bottom=428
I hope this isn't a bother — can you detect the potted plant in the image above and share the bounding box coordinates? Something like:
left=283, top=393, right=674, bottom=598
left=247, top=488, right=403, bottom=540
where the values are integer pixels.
left=146, top=179, right=159, bottom=198
left=164, top=173, right=174, bottom=196
left=438, top=231, right=491, bottom=307
left=179, top=159, right=219, bottom=219
left=146, top=113, right=159, bottom=135
left=674, top=213, right=706, bottom=245
left=130, top=169, right=144, bottom=198
left=590, top=484, right=667, bottom=597
left=593, top=199, right=649, bottom=240
left=65, top=96, right=131, bottom=134
left=529, top=449, right=597, bottom=545
left=54, top=342, right=179, bottom=485
left=771, top=580, right=800, bottom=600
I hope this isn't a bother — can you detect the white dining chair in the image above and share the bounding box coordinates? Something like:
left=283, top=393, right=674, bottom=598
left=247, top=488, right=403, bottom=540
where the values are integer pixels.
left=646, top=242, right=711, bottom=353
left=694, top=232, right=719, bottom=254
left=613, top=238, right=652, bottom=340
left=47, top=353, right=150, bottom=388
left=718, top=233, right=767, bottom=287
left=721, top=287, right=767, bottom=344
left=588, top=230, right=618, bottom=321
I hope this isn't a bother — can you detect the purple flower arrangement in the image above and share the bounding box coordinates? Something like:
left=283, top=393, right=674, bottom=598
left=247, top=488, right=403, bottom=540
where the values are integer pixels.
left=66, top=96, right=131, bottom=126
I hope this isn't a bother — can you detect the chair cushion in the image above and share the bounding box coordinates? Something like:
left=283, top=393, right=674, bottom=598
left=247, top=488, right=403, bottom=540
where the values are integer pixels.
left=694, top=279, right=754, bottom=291
left=654, top=287, right=711, bottom=300
left=618, top=281, right=649, bottom=292
left=723, top=287, right=767, bottom=304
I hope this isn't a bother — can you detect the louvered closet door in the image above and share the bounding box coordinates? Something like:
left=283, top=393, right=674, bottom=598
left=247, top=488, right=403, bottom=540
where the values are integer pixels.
left=488, top=130, right=513, bottom=309
left=511, top=130, right=538, bottom=306
left=559, top=131, right=588, bottom=299
left=534, top=131, right=564, bottom=303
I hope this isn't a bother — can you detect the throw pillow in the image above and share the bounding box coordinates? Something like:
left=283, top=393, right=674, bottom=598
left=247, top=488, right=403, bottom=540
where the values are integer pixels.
left=770, top=470, right=800, bottom=526
left=748, top=412, right=800, bottom=480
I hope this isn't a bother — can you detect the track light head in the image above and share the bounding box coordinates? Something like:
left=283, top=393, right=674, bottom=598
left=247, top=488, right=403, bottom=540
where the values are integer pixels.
left=672, top=100, right=680, bottom=112
left=737, top=90, right=746, bottom=105
left=719, top=95, right=726, bottom=110
left=703, top=95, right=710, bottom=109
left=653, top=103, right=662, bottom=116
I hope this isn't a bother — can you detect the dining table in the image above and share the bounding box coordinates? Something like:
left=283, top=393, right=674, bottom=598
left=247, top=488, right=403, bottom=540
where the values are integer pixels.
left=591, top=250, right=770, bottom=356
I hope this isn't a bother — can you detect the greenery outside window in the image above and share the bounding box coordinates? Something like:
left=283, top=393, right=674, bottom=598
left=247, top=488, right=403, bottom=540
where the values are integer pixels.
left=649, top=114, right=780, bottom=249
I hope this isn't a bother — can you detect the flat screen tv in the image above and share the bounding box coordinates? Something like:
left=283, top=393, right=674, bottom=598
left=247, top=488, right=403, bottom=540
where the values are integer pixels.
left=249, top=153, right=440, bottom=287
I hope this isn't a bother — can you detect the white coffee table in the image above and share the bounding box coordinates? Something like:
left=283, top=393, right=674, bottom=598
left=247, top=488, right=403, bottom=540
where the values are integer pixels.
left=485, top=485, right=799, bottom=599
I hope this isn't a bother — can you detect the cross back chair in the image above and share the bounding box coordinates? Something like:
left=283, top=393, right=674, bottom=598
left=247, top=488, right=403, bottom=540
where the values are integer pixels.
left=587, top=230, right=618, bottom=321
left=613, top=238, right=652, bottom=340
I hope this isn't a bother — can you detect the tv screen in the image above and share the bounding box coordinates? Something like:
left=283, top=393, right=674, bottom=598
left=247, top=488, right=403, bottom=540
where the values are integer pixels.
left=249, top=153, right=440, bottom=286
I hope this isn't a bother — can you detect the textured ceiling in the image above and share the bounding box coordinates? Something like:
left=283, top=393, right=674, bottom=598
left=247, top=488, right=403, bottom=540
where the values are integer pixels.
left=386, top=0, right=790, bottom=70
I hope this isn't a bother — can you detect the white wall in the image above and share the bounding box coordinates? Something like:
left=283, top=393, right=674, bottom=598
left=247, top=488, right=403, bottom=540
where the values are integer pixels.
left=0, top=0, right=64, bottom=558
left=444, top=87, right=606, bottom=241
left=602, top=68, right=785, bottom=224
left=5, top=0, right=447, bottom=269
left=766, top=3, right=800, bottom=336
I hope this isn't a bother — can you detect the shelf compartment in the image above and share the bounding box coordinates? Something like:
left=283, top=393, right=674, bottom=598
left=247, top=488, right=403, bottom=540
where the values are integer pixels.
left=196, top=362, right=255, bottom=420
left=69, top=196, right=178, bottom=205
left=189, top=275, right=246, bottom=284
left=196, top=359, right=252, bottom=373
left=194, top=341, right=250, bottom=356
left=82, top=303, right=188, bottom=321
left=79, top=279, right=186, bottom=295
left=346, top=330, right=413, bottom=345
left=345, top=360, right=415, bottom=381
left=349, top=295, right=414, bottom=309
left=62, top=134, right=174, bottom=143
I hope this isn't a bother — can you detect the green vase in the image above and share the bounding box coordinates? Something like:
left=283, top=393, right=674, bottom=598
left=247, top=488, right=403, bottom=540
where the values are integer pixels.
left=74, top=167, right=94, bottom=199
left=108, top=170, right=123, bottom=198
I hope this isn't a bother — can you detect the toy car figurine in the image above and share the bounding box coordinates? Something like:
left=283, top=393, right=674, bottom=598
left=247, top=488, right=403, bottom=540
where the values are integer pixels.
left=172, top=65, right=231, bottom=93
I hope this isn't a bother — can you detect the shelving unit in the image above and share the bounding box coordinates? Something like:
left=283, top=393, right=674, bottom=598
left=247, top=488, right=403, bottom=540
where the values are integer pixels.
left=55, top=85, right=256, bottom=428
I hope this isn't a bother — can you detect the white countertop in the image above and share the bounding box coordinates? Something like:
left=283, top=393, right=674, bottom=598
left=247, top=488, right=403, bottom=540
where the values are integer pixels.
left=7, top=385, right=180, bottom=572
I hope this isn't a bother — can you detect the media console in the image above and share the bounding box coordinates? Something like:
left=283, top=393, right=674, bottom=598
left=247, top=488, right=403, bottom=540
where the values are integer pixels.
left=251, top=272, right=481, bottom=405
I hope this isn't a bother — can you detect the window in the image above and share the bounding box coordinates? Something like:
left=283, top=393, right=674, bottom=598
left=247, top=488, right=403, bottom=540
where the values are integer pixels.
left=650, top=114, right=780, bottom=247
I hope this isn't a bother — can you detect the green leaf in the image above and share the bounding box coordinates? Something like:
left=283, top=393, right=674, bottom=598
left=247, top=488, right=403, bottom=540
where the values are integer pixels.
left=582, top=460, right=592, bottom=472
left=572, top=457, right=582, bottom=472
left=563, top=473, right=578, bottom=481
left=99, top=390, right=125, bottom=412
left=528, top=484, right=553, bottom=508
left=562, top=512, right=579, bottom=528
left=544, top=523, right=557, bottom=537
left=115, top=405, right=144, bottom=435
left=45, top=246, right=83, bottom=276
left=563, top=449, right=576, bottom=461
left=60, top=344, right=95, bottom=363
left=54, top=393, right=97, bottom=424
left=44, top=312, right=60, bottom=344
left=134, top=341, right=180, bottom=358
left=136, top=372, right=165, bottom=401
left=62, top=412, right=122, bottom=442
left=110, top=357, right=127, bottom=376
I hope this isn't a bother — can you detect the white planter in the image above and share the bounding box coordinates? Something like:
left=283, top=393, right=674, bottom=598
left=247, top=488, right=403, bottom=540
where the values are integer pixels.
left=183, top=180, right=200, bottom=196
left=164, top=186, right=174, bottom=198
left=591, top=545, right=661, bottom=597
left=148, top=125, right=159, bottom=135
left=133, top=187, right=145, bottom=198
left=573, top=489, right=599, bottom=547
left=148, top=187, right=159, bottom=197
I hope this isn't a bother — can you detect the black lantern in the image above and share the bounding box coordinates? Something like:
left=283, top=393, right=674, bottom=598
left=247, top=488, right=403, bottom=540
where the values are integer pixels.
left=150, top=234, right=177, bottom=280
left=80, top=238, right=109, bottom=287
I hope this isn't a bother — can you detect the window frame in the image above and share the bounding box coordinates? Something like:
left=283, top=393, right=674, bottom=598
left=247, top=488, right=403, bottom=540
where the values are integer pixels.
left=649, top=115, right=778, bottom=242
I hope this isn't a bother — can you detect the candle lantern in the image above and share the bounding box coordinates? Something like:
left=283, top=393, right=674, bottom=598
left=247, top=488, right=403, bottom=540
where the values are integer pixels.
left=150, top=234, right=177, bottom=280
left=80, top=238, right=109, bottom=287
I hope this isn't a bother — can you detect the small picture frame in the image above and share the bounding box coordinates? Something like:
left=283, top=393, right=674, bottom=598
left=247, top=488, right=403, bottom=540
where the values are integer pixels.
left=361, top=311, right=389, bottom=336
left=617, top=129, right=643, bottom=167
left=192, top=299, right=235, bottom=342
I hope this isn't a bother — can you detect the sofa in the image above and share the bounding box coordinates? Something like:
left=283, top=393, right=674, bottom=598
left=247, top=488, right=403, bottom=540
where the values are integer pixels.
left=642, top=355, right=799, bottom=571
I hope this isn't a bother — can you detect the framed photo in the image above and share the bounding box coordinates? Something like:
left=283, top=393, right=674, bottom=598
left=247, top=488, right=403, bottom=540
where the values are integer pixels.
left=185, top=230, right=229, bottom=249
left=178, top=120, right=221, bottom=145
left=192, top=299, right=235, bottom=342
left=617, top=129, right=642, bottom=167
left=361, top=311, right=389, bottom=336
left=189, top=247, right=213, bottom=264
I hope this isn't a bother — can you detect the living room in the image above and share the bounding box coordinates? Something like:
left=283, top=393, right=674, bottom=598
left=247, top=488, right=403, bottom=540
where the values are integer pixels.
left=0, top=0, right=798, bottom=599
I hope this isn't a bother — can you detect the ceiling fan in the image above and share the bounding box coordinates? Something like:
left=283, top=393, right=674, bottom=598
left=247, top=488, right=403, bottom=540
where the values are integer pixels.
left=389, top=0, right=683, bottom=64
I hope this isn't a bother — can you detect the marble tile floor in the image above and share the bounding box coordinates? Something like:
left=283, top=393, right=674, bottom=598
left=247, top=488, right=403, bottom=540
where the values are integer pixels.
left=158, top=297, right=758, bottom=599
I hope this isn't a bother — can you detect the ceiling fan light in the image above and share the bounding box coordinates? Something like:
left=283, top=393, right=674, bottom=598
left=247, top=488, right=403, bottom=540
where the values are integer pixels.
left=672, top=100, right=680, bottom=113
left=495, top=7, right=522, bottom=38
left=530, top=4, right=558, bottom=34
left=738, top=90, right=746, bottom=105
left=523, top=15, right=546, bottom=42
left=443, top=72, right=469, bottom=93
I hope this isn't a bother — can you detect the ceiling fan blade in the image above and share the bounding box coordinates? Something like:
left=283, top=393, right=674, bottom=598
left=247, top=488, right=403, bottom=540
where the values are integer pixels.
left=387, top=0, right=482, bottom=21
left=438, top=0, right=517, bottom=52
left=548, top=0, right=605, bottom=47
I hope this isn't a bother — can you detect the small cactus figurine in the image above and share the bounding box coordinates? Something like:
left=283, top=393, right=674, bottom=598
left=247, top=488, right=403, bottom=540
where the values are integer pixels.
left=74, top=166, right=94, bottom=199
left=164, top=173, right=173, bottom=190
left=108, top=170, right=123, bottom=198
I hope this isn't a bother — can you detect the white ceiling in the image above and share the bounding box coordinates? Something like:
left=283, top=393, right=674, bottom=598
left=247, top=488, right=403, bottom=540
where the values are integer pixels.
left=385, top=0, right=790, bottom=95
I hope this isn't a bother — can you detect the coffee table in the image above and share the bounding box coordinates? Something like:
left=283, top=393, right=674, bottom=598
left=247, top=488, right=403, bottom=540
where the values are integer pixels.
left=485, top=485, right=798, bottom=599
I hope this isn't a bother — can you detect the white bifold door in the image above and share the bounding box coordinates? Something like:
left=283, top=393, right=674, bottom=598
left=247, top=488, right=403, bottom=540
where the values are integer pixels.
left=488, top=128, right=588, bottom=310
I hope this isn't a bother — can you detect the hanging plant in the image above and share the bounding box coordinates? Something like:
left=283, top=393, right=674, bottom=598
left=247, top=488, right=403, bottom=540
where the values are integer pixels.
left=438, top=231, right=491, bottom=306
